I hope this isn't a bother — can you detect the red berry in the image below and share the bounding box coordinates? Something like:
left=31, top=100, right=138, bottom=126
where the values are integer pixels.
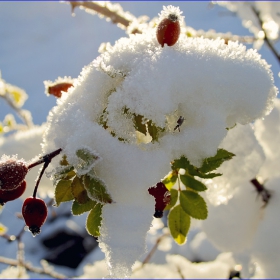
left=48, top=82, right=73, bottom=98
left=22, top=197, right=48, bottom=236
left=148, top=182, right=171, bottom=218
left=0, top=159, right=28, bottom=191
left=156, top=14, right=180, bottom=47
left=0, top=180, right=26, bottom=205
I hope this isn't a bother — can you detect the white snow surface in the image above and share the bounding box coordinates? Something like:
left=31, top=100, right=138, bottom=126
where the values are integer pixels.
left=0, top=125, right=51, bottom=198
left=205, top=123, right=265, bottom=206
left=42, top=19, right=277, bottom=277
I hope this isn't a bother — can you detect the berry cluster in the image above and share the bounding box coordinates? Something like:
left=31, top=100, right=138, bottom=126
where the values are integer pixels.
left=0, top=149, right=61, bottom=236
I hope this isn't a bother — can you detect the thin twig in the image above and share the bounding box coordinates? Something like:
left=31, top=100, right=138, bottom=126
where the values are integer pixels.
left=28, top=148, right=62, bottom=169
left=0, top=94, right=33, bottom=128
left=70, top=1, right=140, bottom=33
left=0, top=256, right=67, bottom=279
left=68, top=1, right=257, bottom=44
left=141, top=232, right=169, bottom=266
left=251, top=6, right=280, bottom=65
left=176, top=264, right=185, bottom=279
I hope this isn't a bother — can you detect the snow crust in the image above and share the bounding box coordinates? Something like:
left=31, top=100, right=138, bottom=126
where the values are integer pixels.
left=42, top=14, right=277, bottom=277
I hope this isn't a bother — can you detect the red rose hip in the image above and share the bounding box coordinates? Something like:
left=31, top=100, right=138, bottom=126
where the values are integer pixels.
left=156, top=13, right=180, bottom=47
left=22, top=197, right=48, bottom=236
left=0, top=180, right=26, bottom=205
left=0, top=159, right=28, bottom=191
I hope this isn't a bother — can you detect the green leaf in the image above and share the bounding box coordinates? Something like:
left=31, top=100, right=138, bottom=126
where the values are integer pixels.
left=180, top=190, right=208, bottom=220
left=133, top=114, right=147, bottom=135
left=162, top=171, right=178, bottom=191
left=71, top=176, right=89, bottom=204
left=86, top=203, right=103, bottom=237
left=72, top=199, right=97, bottom=215
left=83, top=175, right=113, bottom=204
left=199, top=149, right=235, bottom=174
left=197, top=172, right=222, bottom=179
left=180, top=174, right=207, bottom=192
left=164, top=189, right=178, bottom=210
left=55, top=180, right=74, bottom=206
left=168, top=204, right=191, bottom=245
left=172, top=156, right=222, bottom=179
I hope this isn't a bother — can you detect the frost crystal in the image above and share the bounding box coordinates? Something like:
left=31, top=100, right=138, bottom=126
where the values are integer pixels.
left=42, top=13, right=277, bottom=277
left=158, top=5, right=184, bottom=24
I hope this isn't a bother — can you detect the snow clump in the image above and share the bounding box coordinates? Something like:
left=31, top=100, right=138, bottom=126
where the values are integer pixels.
left=42, top=5, right=277, bottom=278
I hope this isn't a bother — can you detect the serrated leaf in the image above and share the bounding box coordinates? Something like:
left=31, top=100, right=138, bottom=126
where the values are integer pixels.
left=76, top=148, right=99, bottom=164
left=162, top=171, right=178, bottom=191
left=72, top=199, right=97, bottom=215
left=164, top=189, right=178, bottom=210
left=180, top=190, right=208, bottom=220
left=180, top=174, right=207, bottom=192
left=83, top=175, right=112, bottom=204
left=55, top=179, right=74, bottom=206
left=86, top=203, right=103, bottom=237
left=168, top=204, right=190, bottom=245
left=71, top=176, right=89, bottom=204
left=172, top=156, right=196, bottom=173
left=199, top=149, right=235, bottom=174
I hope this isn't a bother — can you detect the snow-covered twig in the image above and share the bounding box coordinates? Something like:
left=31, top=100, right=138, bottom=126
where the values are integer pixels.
left=0, top=94, right=33, bottom=128
left=0, top=256, right=67, bottom=279
left=251, top=6, right=280, bottom=65
left=70, top=1, right=140, bottom=33
left=68, top=1, right=257, bottom=44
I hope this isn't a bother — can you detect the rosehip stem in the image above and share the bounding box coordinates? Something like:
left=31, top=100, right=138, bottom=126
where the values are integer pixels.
left=28, top=148, right=62, bottom=170
left=28, top=148, right=62, bottom=198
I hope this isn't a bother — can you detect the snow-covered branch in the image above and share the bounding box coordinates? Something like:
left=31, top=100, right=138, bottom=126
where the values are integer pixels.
left=251, top=6, right=280, bottom=64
